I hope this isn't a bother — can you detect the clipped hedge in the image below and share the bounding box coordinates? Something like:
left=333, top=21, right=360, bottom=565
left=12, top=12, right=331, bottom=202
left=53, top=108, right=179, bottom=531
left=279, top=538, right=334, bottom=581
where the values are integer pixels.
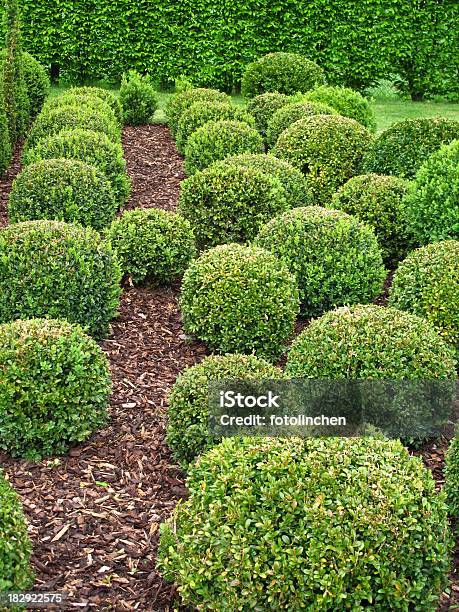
left=246, top=92, right=291, bottom=137
left=180, top=243, right=299, bottom=359
left=0, top=318, right=111, bottom=460
left=158, top=436, right=452, bottom=610
left=304, top=85, right=376, bottom=132
left=166, top=88, right=230, bottom=137
left=120, top=70, right=158, bottom=125
left=445, top=429, right=459, bottom=517
left=255, top=207, right=385, bottom=316
left=0, top=220, right=122, bottom=339
left=266, top=100, right=337, bottom=147
left=69, top=86, right=123, bottom=125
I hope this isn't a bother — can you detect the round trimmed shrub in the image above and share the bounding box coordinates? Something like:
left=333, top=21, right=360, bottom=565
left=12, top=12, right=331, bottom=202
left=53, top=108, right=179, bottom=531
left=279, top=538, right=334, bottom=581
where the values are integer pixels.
left=273, top=114, right=374, bottom=204
left=266, top=100, right=337, bottom=147
left=23, top=128, right=131, bottom=204
left=166, top=87, right=230, bottom=137
left=0, top=318, right=111, bottom=460
left=330, top=173, right=412, bottom=265
left=120, top=70, right=158, bottom=125
left=158, top=436, right=452, bottom=610
left=0, top=470, right=33, bottom=591
left=402, top=140, right=459, bottom=243
left=106, top=208, right=196, bottom=285
left=0, top=220, right=122, bottom=339
left=167, top=354, right=283, bottom=465
left=241, top=52, right=326, bottom=98
left=246, top=92, right=291, bottom=137
left=42, top=92, right=117, bottom=125
left=69, top=86, right=123, bottom=125
left=179, top=162, right=289, bottom=249
left=363, top=117, right=459, bottom=179
left=255, top=207, right=385, bottom=316
left=389, top=241, right=459, bottom=352
left=8, top=158, right=118, bottom=230
left=304, top=85, right=376, bottom=132
left=180, top=243, right=300, bottom=359
left=445, top=429, right=459, bottom=517
left=184, top=120, right=263, bottom=175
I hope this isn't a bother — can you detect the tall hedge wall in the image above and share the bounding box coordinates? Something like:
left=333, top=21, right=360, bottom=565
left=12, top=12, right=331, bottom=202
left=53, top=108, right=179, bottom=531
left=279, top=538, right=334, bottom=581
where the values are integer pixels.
left=1, top=0, right=457, bottom=97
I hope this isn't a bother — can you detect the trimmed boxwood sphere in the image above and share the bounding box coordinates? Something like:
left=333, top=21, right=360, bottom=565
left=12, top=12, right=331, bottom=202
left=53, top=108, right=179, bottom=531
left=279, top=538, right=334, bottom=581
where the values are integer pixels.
left=0, top=220, right=122, bottom=339
left=304, top=85, right=376, bottom=132
left=266, top=100, right=337, bottom=148
left=42, top=92, right=118, bottom=125
left=9, top=158, right=118, bottom=230
left=158, top=436, right=452, bottom=611
left=273, top=114, right=373, bottom=204
left=179, top=161, right=289, bottom=249
left=180, top=243, right=300, bottom=359
left=120, top=70, right=159, bottom=126
left=166, top=87, right=230, bottom=136
left=184, top=120, right=263, bottom=175
left=246, top=92, right=291, bottom=137
left=389, top=241, right=459, bottom=353
left=167, top=354, right=283, bottom=465
left=330, top=173, right=412, bottom=266
left=69, top=86, right=123, bottom=125
left=106, top=208, right=196, bottom=285
left=0, top=318, right=111, bottom=459
left=255, top=207, right=385, bottom=316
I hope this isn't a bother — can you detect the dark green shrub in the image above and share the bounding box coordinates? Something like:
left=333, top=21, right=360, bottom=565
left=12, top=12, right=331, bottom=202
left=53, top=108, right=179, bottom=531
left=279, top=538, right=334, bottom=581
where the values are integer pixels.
left=184, top=120, right=263, bottom=175
left=304, top=85, right=376, bottom=132
left=179, top=162, right=289, bottom=249
left=0, top=318, right=111, bottom=460
left=389, top=241, right=459, bottom=353
left=23, top=128, right=131, bottom=204
left=106, top=208, right=196, bottom=285
left=166, top=88, right=230, bottom=137
left=42, top=92, right=117, bottom=125
left=69, top=86, right=123, bottom=125
left=330, top=173, right=412, bottom=266
left=266, top=100, right=337, bottom=147
left=363, top=118, right=459, bottom=179
left=0, top=470, right=33, bottom=591
left=158, top=436, right=452, bottom=611
left=273, top=114, right=373, bottom=204
left=241, top=52, right=326, bottom=98
left=9, top=158, right=118, bottom=231
left=402, top=140, right=459, bottom=244
left=180, top=243, right=299, bottom=359
left=255, top=207, right=385, bottom=316
left=445, top=429, right=459, bottom=517
left=0, top=96, right=11, bottom=175
left=120, top=70, right=159, bottom=125
left=0, top=220, right=122, bottom=339
left=167, top=354, right=283, bottom=465
left=246, top=92, right=290, bottom=137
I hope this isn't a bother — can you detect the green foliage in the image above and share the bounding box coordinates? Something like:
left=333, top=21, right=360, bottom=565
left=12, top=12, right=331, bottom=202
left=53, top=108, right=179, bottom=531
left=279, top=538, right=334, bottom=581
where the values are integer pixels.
left=389, top=241, right=459, bottom=353
left=445, top=429, right=459, bottom=518
left=23, top=128, right=131, bottom=203
left=158, top=436, right=452, bottom=610
left=167, top=354, right=283, bottom=465
left=120, top=70, right=158, bottom=125
left=303, top=85, right=376, bottom=132
left=266, top=101, right=337, bottom=148
left=402, top=140, right=459, bottom=244
left=0, top=318, right=111, bottom=460
left=106, top=208, right=196, bottom=285
left=9, top=158, right=118, bottom=230
left=246, top=92, right=290, bottom=137
left=166, top=88, right=230, bottom=137
left=273, top=114, right=373, bottom=204
left=255, top=207, right=385, bottom=316
left=0, top=93, right=11, bottom=174
left=69, top=86, right=123, bottom=125
left=42, top=92, right=117, bottom=124
left=330, top=173, right=412, bottom=266
left=184, top=120, right=263, bottom=175
left=180, top=243, right=299, bottom=359
left=363, top=118, right=459, bottom=179
left=0, top=470, right=33, bottom=591
left=241, top=52, right=326, bottom=98
left=0, top=220, right=122, bottom=339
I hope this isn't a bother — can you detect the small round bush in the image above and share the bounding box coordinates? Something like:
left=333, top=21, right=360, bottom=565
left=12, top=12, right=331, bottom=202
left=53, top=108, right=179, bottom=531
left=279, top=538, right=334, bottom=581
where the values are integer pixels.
left=166, top=87, right=230, bottom=136
left=266, top=100, right=337, bottom=147
left=180, top=243, right=300, bottom=359
left=246, top=92, right=291, bottom=137
left=255, top=207, right=385, bottom=316
left=273, top=114, right=374, bottom=204
left=330, top=173, right=412, bottom=266
left=389, top=241, right=459, bottom=352
left=445, top=429, right=459, bottom=517
left=8, top=158, right=118, bottom=230
left=363, top=117, right=459, bottom=179
left=69, top=86, right=123, bottom=125
left=167, top=354, right=283, bottom=465
left=120, top=70, right=158, bottom=125
left=23, top=128, right=131, bottom=204
left=304, top=85, right=376, bottom=132
left=42, top=92, right=117, bottom=125
left=176, top=101, right=254, bottom=153
left=184, top=120, right=263, bottom=175
left=241, top=52, right=326, bottom=98
left=0, top=220, right=122, bottom=339
left=179, top=162, right=289, bottom=249
left=106, top=208, right=196, bottom=285
left=402, top=140, right=459, bottom=244
left=0, top=471, right=33, bottom=591
left=158, top=436, right=452, bottom=610
left=0, top=318, right=111, bottom=459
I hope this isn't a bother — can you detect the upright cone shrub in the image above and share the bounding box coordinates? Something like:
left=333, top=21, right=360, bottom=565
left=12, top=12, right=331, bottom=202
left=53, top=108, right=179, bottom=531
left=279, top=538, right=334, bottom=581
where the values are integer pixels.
left=445, top=428, right=459, bottom=517
left=266, top=100, right=338, bottom=147
left=304, top=85, right=376, bottom=132
left=246, top=92, right=291, bottom=137
left=166, top=87, right=230, bottom=136
left=158, top=436, right=452, bottom=611
left=0, top=96, right=11, bottom=175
